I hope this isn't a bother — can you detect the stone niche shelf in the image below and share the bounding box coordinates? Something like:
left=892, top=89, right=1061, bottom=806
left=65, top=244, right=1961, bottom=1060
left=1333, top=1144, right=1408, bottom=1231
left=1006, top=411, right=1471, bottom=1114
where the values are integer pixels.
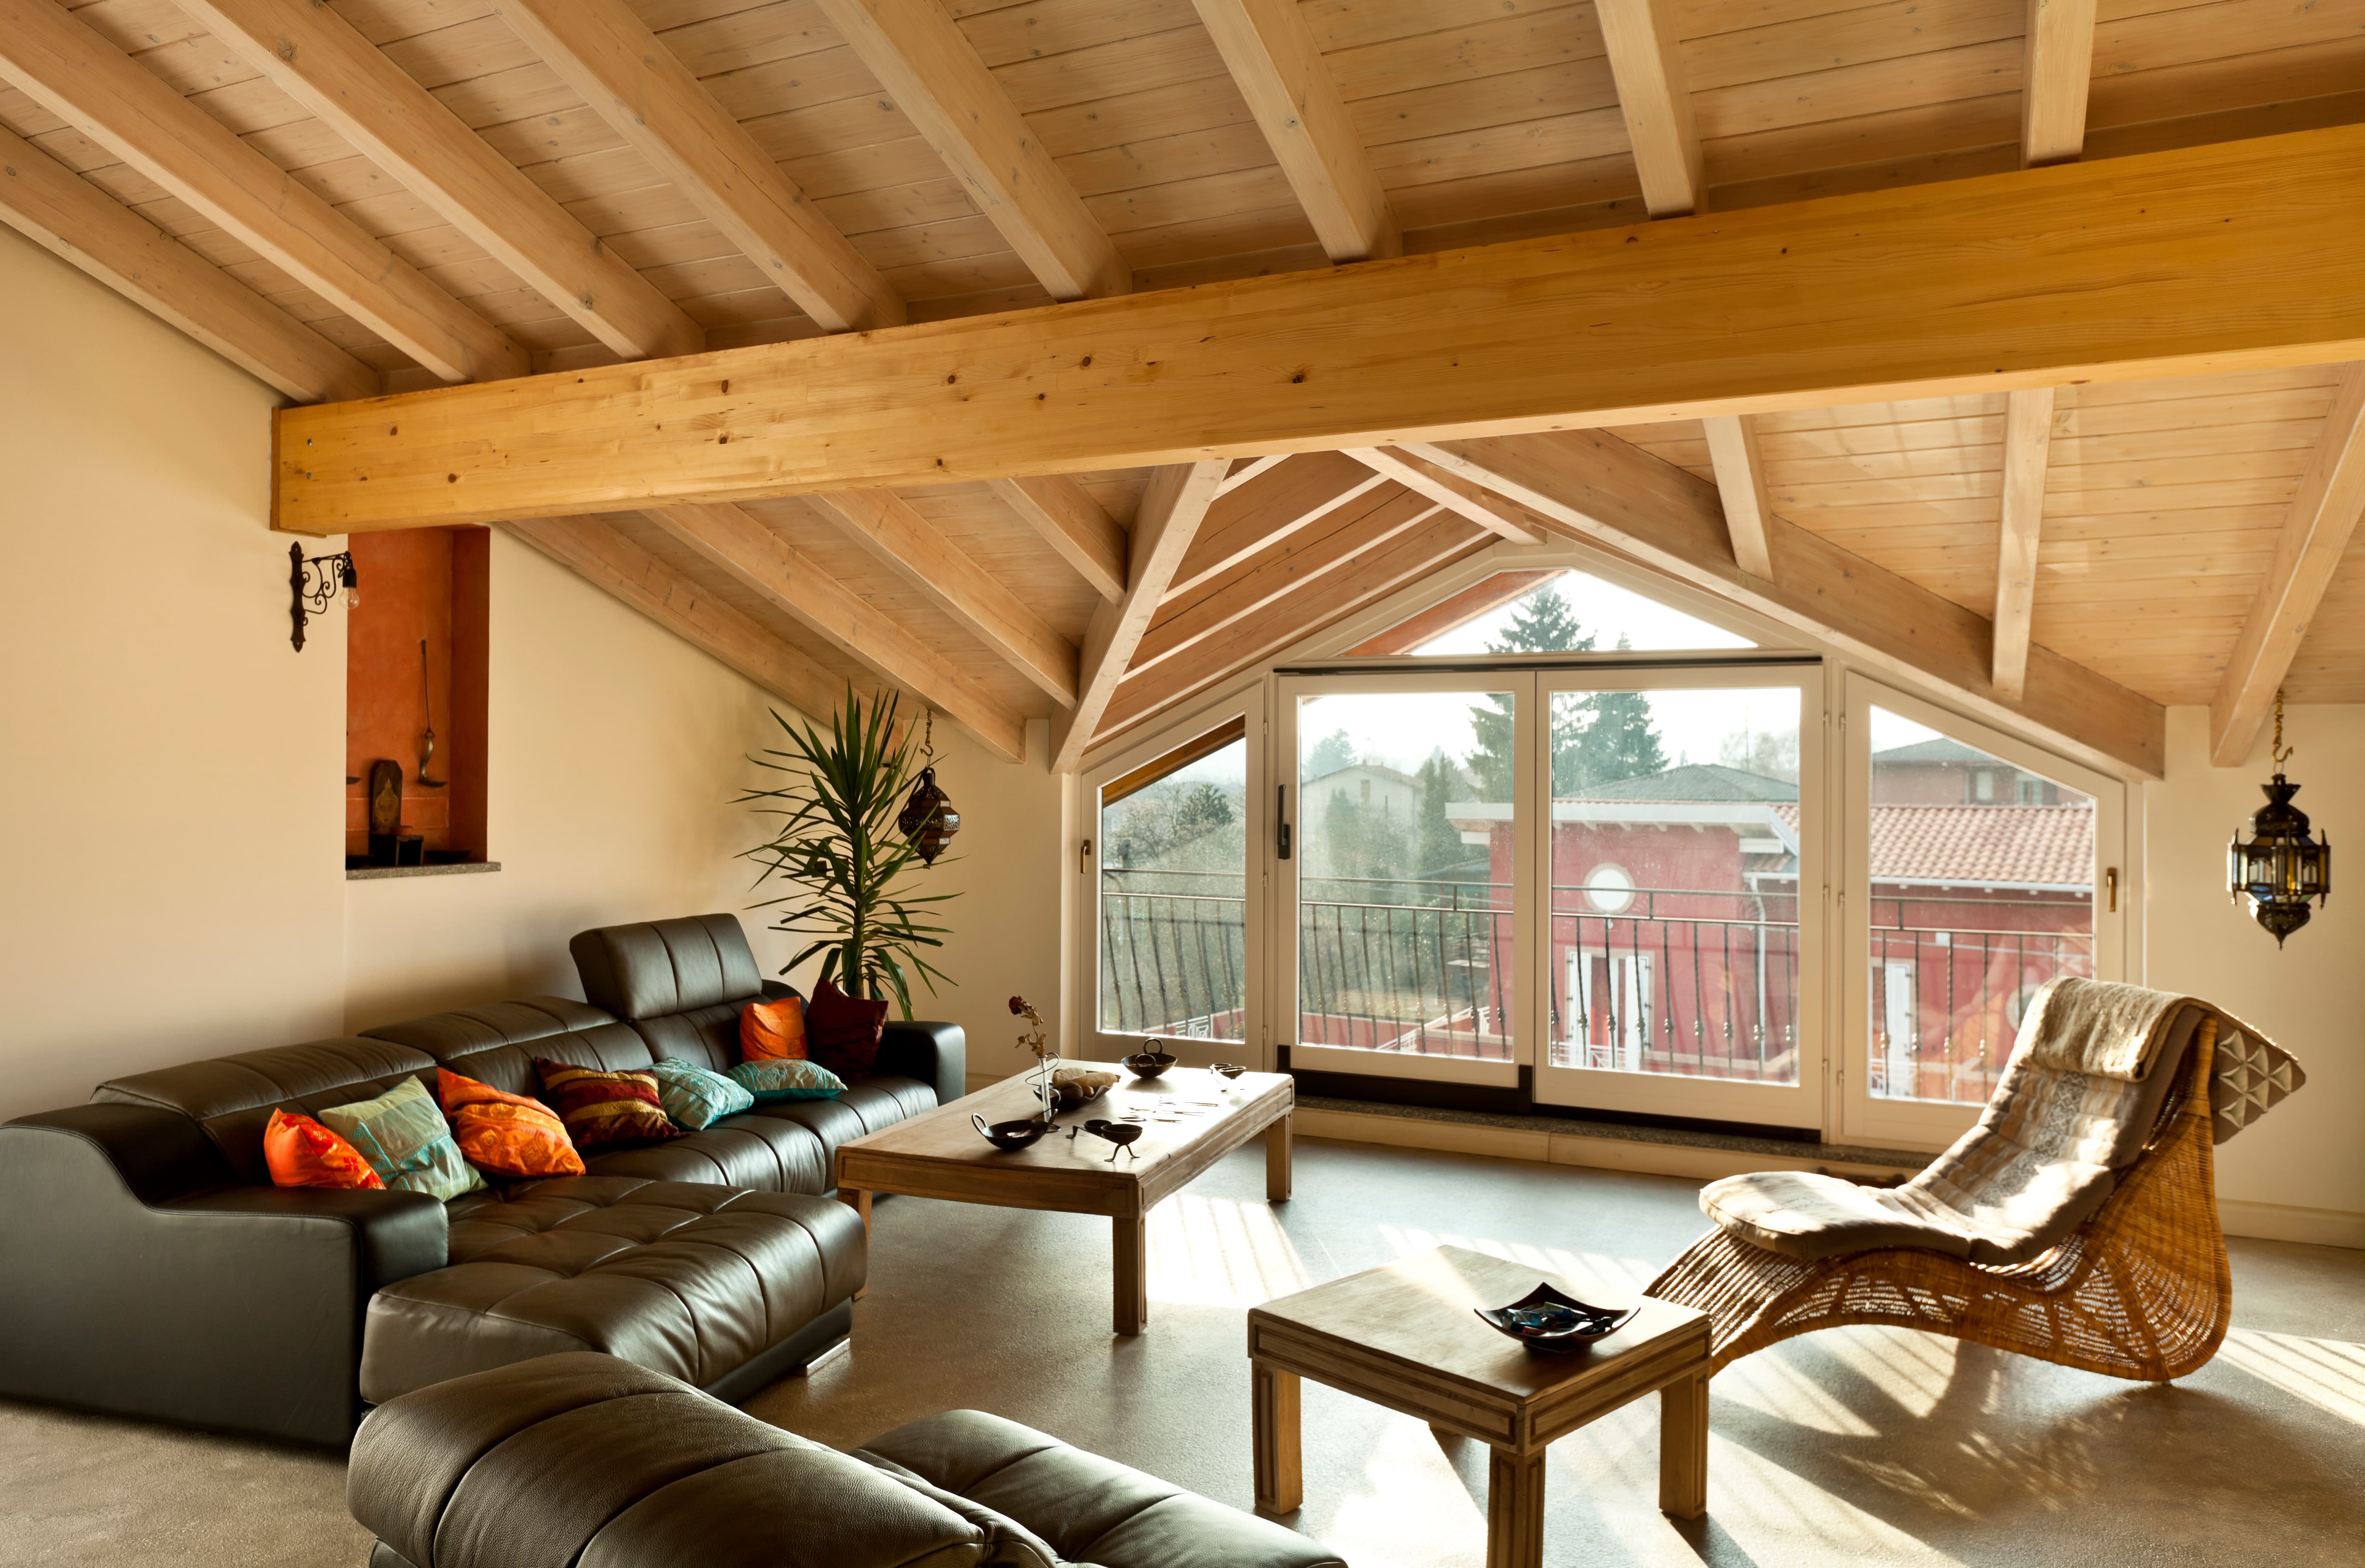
left=347, top=861, right=501, bottom=882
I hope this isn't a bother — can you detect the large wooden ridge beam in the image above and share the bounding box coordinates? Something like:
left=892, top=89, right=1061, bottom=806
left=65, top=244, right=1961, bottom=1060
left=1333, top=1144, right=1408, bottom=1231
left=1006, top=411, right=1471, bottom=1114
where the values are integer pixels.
left=274, top=125, right=2365, bottom=536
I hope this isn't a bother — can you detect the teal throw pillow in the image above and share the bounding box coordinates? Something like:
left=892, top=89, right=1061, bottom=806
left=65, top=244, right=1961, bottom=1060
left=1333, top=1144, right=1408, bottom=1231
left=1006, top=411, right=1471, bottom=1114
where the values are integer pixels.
left=729, top=1058, right=847, bottom=1104
left=319, top=1077, right=484, bottom=1201
left=650, top=1058, right=756, bottom=1130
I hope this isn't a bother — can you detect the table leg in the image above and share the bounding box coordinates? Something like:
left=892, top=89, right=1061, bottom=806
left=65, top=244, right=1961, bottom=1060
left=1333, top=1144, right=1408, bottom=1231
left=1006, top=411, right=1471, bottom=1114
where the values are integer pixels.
left=1659, top=1370, right=1709, bottom=1519
left=1252, top=1362, right=1302, bottom=1515
left=1113, top=1214, right=1147, bottom=1336
left=837, top=1187, right=871, bottom=1300
left=1266, top=1112, right=1293, bottom=1201
left=1485, top=1448, right=1545, bottom=1568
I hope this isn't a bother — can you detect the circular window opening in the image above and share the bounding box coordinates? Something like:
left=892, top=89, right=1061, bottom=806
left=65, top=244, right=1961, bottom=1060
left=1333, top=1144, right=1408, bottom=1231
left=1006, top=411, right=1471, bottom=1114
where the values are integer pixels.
left=1583, top=863, right=1636, bottom=914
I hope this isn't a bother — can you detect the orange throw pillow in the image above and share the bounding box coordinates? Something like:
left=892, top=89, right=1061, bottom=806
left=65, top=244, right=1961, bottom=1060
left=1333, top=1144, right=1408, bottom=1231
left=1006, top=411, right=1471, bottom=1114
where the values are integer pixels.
left=263, top=1108, right=383, bottom=1190
left=740, top=995, right=808, bottom=1062
left=435, top=1068, right=585, bottom=1179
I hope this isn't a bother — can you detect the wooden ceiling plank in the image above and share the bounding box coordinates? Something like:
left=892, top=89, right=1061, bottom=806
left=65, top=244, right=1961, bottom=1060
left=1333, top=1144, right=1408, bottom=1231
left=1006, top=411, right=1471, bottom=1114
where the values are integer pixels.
left=0, top=122, right=378, bottom=405
left=176, top=0, right=703, bottom=361
left=645, top=500, right=1028, bottom=761
left=2022, top=0, right=2099, bottom=168
left=273, top=123, right=2365, bottom=535
left=1595, top=0, right=1702, bottom=218
left=1054, top=460, right=1229, bottom=773
left=2208, top=364, right=2365, bottom=766
left=812, top=0, right=1130, bottom=302
left=0, top=0, right=522, bottom=386
left=489, top=0, right=903, bottom=333
left=1167, top=451, right=1392, bottom=600
left=808, top=487, right=1080, bottom=706
left=1411, top=430, right=2165, bottom=778
left=1347, top=445, right=1545, bottom=545
left=985, top=474, right=1128, bottom=601
left=1699, top=415, right=1778, bottom=578
left=1218, top=454, right=1291, bottom=494
left=1191, top=0, right=1400, bottom=262
left=1991, top=386, right=2058, bottom=698
left=502, top=514, right=864, bottom=727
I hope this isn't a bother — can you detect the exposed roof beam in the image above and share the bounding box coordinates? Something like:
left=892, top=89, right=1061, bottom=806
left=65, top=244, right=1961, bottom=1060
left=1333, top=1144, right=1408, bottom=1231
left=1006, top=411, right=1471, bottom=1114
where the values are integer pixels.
left=1053, top=462, right=1228, bottom=773
left=2022, top=0, right=2099, bottom=168
left=1191, top=0, right=1399, bottom=262
left=1219, top=455, right=1291, bottom=495
left=1167, top=452, right=1391, bottom=602
left=1698, top=416, right=1777, bottom=579
left=502, top=515, right=867, bottom=726
left=1411, top=431, right=2164, bottom=778
left=808, top=488, right=1079, bottom=706
left=490, top=0, right=900, bottom=333
left=179, top=0, right=701, bottom=362
left=2209, top=365, right=2365, bottom=766
left=645, top=502, right=1026, bottom=761
left=1596, top=0, right=1702, bottom=217
left=812, top=0, right=1127, bottom=303
left=1342, top=570, right=1565, bottom=656
left=1346, top=447, right=1545, bottom=545
left=0, top=123, right=377, bottom=405
left=273, top=123, right=2365, bottom=534
left=985, top=475, right=1128, bottom=602
left=0, top=0, right=521, bottom=386
left=1990, top=388, right=2057, bottom=698
left=1098, top=511, right=1486, bottom=749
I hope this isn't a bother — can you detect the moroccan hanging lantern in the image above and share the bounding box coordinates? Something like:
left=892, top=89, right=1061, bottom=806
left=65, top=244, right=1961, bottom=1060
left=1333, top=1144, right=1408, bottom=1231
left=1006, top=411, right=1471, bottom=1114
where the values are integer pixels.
left=2228, top=690, right=2331, bottom=947
left=898, top=710, right=961, bottom=865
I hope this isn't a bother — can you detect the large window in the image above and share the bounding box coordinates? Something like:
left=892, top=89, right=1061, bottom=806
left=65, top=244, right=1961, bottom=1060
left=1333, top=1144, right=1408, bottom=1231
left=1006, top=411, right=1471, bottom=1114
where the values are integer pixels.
left=1096, top=719, right=1250, bottom=1043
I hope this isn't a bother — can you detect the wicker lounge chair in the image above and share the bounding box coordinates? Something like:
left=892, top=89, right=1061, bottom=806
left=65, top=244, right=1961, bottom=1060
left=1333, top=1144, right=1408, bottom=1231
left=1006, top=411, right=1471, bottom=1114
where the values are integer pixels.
left=1647, top=980, right=2305, bottom=1383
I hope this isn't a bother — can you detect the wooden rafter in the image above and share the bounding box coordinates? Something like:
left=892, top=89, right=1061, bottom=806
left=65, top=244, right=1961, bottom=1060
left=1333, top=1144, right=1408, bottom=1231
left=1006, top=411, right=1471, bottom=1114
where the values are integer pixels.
left=1167, top=452, right=1390, bottom=602
left=812, top=0, right=1128, bottom=303
left=178, top=0, right=701, bottom=362
left=0, top=0, right=522, bottom=386
left=644, top=502, right=1027, bottom=762
left=1698, top=416, right=1777, bottom=579
left=807, top=489, right=1079, bottom=707
left=1345, top=447, right=1545, bottom=545
left=489, top=0, right=902, bottom=333
left=986, top=476, right=1128, bottom=602
left=272, top=124, right=2365, bottom=535
left=502, top=515, right=865, bottom=726
left=1412, top=431, right=2165, bottom=778
left=2209, top=364, right=2365, bottom=766
left=2023, top=0, right=2100, bottom=168
left=1191, top=0, right=1400, bottom=262
left=1596, top=0, right=1703, bottom=218
left=1342, top=570, right=1565, bottom=656
left=1991, top=388, right=2058, bottom=698
left=0, top=123, right=377, bottom=404
left=1054, top=463, right=1229, bottom=773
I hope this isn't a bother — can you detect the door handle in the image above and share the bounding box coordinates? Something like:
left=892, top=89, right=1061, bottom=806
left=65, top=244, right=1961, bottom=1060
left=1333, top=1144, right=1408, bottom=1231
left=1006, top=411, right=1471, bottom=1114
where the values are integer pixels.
left=1276, top=785, right=1292, bottom=860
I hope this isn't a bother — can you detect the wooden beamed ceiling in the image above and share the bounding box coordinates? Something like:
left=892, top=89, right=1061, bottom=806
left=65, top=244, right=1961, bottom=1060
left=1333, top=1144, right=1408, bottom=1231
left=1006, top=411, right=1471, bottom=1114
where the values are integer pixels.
left=10, top=0, right=2365, bottom=775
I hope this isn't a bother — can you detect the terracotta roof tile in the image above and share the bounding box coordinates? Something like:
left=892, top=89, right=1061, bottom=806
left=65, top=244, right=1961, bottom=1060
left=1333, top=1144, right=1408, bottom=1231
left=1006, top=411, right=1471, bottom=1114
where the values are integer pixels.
left=1771, top=803, right=2093, bottom=888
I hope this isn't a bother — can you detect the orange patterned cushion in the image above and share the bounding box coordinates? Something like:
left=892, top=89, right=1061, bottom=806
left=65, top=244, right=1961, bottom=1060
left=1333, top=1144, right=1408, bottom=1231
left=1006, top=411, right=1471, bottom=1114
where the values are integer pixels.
left=533, top=1060, right=684, bottom=1150
left=435, top=1069, right=584, bottom=1179
left=740, top=995, right=808, bottom=1062
left=262, top=1108, right=383, bottom=1190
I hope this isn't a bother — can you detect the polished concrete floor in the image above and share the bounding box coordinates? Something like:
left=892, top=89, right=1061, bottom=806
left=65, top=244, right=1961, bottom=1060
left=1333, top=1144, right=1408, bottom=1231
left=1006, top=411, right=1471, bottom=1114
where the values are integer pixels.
left=6, top=1138, right=2363, bottom=1566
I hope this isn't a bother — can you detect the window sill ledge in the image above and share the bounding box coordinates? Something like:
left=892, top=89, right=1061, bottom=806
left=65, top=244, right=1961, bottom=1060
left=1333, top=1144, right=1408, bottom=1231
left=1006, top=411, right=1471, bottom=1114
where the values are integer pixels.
left=346, top=861, right=501, bottom=882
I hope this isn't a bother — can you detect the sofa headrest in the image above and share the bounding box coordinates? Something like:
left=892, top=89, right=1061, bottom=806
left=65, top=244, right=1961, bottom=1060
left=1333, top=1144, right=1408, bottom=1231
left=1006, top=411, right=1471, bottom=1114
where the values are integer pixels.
left=92, top=1037, right=436, bottom=1186
left=570, top=914, right=763, bottom=1020
left=364, top=998, right=652, bottom=1098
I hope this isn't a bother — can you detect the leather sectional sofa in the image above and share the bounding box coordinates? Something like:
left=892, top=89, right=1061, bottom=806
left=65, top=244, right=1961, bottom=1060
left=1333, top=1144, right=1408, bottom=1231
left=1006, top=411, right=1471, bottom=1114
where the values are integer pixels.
left=0, top=915, right=962, bottom=1446
left=353, top=1352, right=1346, bottom=1568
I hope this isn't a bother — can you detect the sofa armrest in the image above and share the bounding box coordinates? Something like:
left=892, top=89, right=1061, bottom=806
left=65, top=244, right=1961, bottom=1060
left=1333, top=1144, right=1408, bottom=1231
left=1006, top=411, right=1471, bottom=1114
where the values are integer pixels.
left=877, top=1020, right=966, bottom=1108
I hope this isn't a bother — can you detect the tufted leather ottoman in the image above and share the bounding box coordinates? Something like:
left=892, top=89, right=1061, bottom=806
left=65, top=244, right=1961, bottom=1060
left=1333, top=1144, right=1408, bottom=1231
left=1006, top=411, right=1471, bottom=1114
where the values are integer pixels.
left=359, top=1177, right=865, bottom=1408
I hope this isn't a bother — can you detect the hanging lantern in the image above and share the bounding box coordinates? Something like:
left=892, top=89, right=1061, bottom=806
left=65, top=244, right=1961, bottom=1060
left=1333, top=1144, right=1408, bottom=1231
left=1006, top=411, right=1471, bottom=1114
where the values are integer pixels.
left=898, top=710, right=961, bottom=865
left=2228, top=690, right=2331, bottom=947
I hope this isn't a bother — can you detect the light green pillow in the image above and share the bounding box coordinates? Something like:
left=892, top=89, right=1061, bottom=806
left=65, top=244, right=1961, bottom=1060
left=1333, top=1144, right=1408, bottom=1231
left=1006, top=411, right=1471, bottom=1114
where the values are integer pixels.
left=728, top=1059, right=846, bottom=1104
left=649, top=1058, right=756, bottom=1130
left=319, top=1077, right=484, bottom=1201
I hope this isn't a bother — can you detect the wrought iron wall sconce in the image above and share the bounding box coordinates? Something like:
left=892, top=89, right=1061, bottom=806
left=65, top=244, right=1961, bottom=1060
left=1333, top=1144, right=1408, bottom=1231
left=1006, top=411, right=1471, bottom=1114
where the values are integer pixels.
left=288, top=541, right=358, bottom=651
left=2228, top=689, right=2332, bottom=946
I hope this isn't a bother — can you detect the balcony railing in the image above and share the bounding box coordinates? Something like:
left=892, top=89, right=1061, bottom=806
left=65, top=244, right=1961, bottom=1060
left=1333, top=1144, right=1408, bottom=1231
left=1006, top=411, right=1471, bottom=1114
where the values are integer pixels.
left=1099, top=869, right=1248, bottom=1040
left=1867, top=892, right=2095, bottom=1104
left=1295, top=875, right=1514, bottom=1060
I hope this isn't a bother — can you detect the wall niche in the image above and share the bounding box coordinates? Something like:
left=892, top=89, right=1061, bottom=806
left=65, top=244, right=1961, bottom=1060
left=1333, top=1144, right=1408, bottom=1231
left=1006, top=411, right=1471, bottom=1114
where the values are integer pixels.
left=345, top=527, right=490, bottom=870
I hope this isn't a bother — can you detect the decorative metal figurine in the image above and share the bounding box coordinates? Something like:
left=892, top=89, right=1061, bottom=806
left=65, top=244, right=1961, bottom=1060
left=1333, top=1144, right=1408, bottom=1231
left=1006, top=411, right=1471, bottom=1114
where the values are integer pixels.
left=1068, top=1119, right=1143, bottom=1163
left=288, top=542, right=358, bottom=651
left=416, top=639, right=447, bottom=788
left=2228, top=689, right=2332, bottom=946
left=897, top=710, right=960, bottom=864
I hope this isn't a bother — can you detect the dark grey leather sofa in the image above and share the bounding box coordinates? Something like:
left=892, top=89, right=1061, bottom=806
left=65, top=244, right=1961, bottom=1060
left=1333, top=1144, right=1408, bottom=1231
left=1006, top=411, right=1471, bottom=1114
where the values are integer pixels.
left=352, top=1353, right=1346, bottom=1568
left=0, top=914, right=962, bottom=1447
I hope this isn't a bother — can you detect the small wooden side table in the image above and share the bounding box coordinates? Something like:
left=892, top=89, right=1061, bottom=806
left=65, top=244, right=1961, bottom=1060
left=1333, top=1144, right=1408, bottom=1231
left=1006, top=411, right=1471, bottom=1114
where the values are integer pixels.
left=1247, top=1244, right=1710, bottom=1568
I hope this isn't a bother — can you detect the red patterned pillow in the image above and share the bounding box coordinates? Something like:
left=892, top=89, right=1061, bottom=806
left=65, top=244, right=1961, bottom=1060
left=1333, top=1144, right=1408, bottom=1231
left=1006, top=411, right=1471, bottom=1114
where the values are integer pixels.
left=805, top=977, right=887, bottom=1081
left=533, top=1060, right=684, bottom=1150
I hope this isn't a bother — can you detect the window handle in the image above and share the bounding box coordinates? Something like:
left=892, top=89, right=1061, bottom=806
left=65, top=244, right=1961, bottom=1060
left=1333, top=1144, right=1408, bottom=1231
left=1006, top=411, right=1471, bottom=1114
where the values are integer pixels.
left=1277, top=786, right=1292, bottom=860
left=2105, top=866, right=2118, bottom=913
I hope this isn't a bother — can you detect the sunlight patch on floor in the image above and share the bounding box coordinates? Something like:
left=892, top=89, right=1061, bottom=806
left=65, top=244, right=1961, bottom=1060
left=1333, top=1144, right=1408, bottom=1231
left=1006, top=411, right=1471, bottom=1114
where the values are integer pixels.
left=1807, top=1326, right=1962, bottom=1420
left=1146, top=1193, right=1312, bottom=1307
left=1707, top=1438, right=1972, bottom=1567
left=1715, top=1347, right=1885, bottom=1437
left=1374, top=1224, right=1658, bottom=1295
left=2220, top=1329, right=2365, bottom=1425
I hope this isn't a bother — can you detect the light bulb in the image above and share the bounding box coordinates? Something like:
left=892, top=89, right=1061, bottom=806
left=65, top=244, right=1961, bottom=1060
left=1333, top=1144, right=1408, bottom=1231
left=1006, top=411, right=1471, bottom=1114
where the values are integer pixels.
left=345, top=584, right=361, bottom=611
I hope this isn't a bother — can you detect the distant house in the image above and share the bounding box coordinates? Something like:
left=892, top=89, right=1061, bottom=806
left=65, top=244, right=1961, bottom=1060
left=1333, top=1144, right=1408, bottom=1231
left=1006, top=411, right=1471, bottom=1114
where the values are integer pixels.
left=1873, top=736, right=2064, bottom=806
left=1306, top=761, right=1423, bottom=823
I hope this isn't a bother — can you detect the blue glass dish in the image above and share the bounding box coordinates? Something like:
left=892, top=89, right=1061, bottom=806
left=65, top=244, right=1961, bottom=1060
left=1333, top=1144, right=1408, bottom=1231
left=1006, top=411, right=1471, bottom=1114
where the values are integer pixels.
left=1473, top=1284, right=1638, bottom=1354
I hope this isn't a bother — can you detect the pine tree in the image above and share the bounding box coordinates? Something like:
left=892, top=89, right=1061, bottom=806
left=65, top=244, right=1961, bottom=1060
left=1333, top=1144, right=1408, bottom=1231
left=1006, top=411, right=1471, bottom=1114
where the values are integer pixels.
left=1580, top=639, right=1669, bottom=786
left=1305, top=727, right=1356, bottom=777
left=1172, top=781, right=1235, bottom=844
left=1416, top=751, right=1468, bottom=876
left=1466, top=583, right=1597, bottom=797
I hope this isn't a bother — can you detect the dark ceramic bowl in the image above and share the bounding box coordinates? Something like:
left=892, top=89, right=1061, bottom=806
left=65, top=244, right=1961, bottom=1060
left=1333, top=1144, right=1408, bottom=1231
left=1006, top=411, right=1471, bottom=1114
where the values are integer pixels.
left=1473, top=1284, right=1637, bottom=1354
left=973, top=1113, right=1052, bottom=1151
left=1123, top=1048, right=1178, bottom=1079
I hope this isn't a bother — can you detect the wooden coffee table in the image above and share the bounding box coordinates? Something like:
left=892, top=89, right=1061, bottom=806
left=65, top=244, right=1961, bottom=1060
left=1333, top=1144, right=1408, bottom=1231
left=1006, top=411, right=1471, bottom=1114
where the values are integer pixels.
left=834, top=1065, right=1293, bottom=1336
left=1247, top=1244, right=1710, bottom=1567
